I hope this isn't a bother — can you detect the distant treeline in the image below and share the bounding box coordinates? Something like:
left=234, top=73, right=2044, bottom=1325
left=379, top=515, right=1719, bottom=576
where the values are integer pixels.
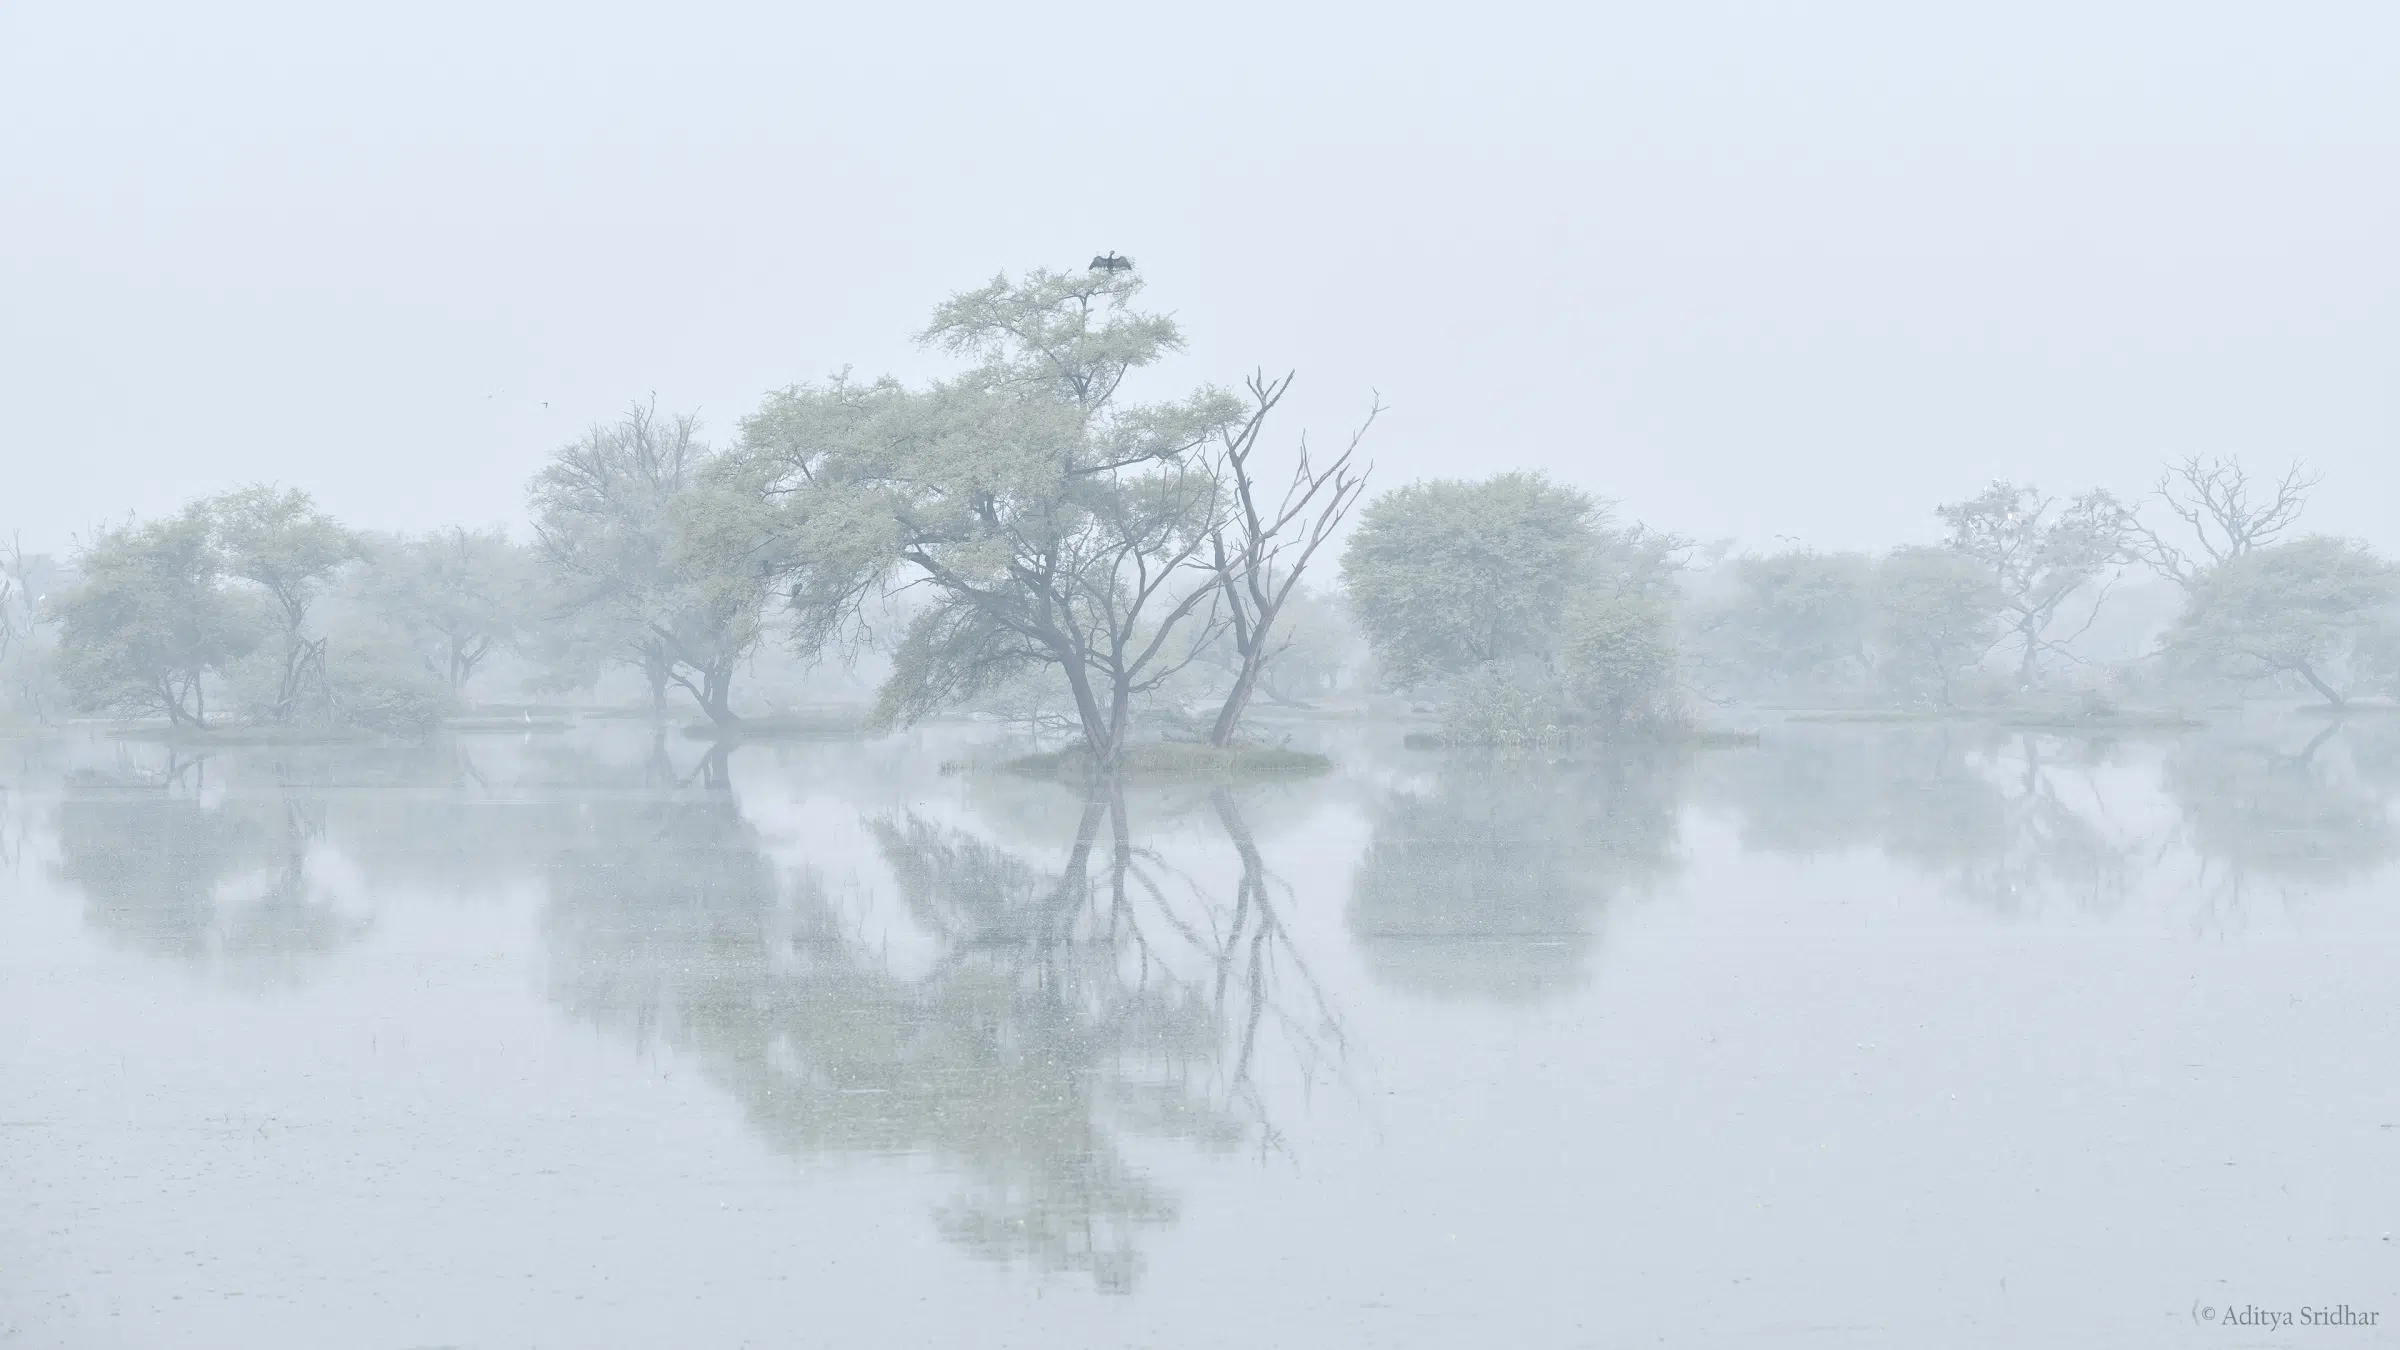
left=3, top=266, right=2391, bottom=753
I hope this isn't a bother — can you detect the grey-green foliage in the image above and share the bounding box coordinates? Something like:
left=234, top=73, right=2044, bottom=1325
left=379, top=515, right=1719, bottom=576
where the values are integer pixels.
left=205, top=485, right=357, bottom=723
left=1343, top=472, right=1681, bottom=738
left=1340, top=472, right=1601, bottom=685
left=1693, top=550, right=1879, bottom=702
left=1557, top=577, right=1680, bottom=726
left=741, top=268, right=1241, bottom=762
left=531, top=404, right=781, bottom=724
left=1872, top=546, right=2004, bottom=705
left=54, top=509, right=267, bottom=726
left=355, top=527, right=537, bottom=693
left=1688, top=546, right=2004, bottom=709
left=45, top=493, right=457, bottom=734
left=2161, top=536, right=2399, bottom=707
left=320, top=628, right=458, bottom=734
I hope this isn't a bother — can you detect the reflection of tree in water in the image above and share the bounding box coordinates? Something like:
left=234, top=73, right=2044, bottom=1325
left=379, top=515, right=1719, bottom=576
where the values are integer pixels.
left=315, top=739, right=598, bottom=896
left=543, top=757, right=1340, bottom=1293
left=1696, top=727, right=2125, bottom=913
left=50, top=753, right=370, bottom=986
left=2163, top=720, right=2396, bottom=910
left=1347, top=748, right=1686, bottom=1004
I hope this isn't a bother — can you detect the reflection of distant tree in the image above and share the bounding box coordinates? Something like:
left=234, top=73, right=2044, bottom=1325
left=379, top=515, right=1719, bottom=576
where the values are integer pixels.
left=2163, top=721, right=2395, bottom=909
left=1696, top=728, right=2125, bottom=912
left=315, top=740, right=595, bottom=895
left=51, top=754, right=369, bottom=986
left=542, top=759, right=1339, bottom=1293
left=1347, top=747, right=1685, bottom=1004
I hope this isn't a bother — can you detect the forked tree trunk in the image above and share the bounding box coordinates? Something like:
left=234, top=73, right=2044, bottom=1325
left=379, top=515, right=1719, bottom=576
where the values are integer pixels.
left=700, top=664, right=740, bottom=727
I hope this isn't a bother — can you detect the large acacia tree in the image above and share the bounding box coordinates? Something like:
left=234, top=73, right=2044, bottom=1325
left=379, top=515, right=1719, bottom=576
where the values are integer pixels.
left=2163, top=536, right=2398, bottom=708
left=1871, top=546, right=2003, bottom=705
left=742, top=268, right=1249, bottom=765
left=356, top=528, right=535, bottom=694
left=54, top=509, right=265, bottom=727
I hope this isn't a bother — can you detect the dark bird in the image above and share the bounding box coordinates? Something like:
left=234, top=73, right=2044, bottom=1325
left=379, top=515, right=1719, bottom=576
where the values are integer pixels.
left=1088, top=252, right=1133, bottom=273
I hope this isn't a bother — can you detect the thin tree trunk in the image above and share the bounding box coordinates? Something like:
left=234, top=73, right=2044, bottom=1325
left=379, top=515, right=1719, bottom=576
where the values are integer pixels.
left=1039, top=790, right=1112, bottom=933
left=644, top=647, right=671, bottom=717
left=275, top=640, right=298, bottom=723
left=1209, top=661, right=1261, bottom=748
left=1054, top=647, right=1117, bottom=767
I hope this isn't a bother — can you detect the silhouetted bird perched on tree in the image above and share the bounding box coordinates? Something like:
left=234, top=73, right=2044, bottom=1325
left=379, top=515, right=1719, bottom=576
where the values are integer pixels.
left=1089, top=253, right=1133, bottom=273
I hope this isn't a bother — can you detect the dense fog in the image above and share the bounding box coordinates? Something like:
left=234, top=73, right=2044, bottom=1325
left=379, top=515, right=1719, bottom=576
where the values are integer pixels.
left=2, top=264, right=2391, bottom=746
left=6, top=2, right=2397, bottom=558
left=6, top=6, right=2398, bottom=1348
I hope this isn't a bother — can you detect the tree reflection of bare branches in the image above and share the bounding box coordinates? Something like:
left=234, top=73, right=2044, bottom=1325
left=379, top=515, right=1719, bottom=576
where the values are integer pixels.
left=542, top=754, right=1347, bottom=1293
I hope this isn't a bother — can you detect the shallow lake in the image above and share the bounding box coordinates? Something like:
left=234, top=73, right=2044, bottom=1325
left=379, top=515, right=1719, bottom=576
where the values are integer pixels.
left=4, top=717, right=2397, bottom=1347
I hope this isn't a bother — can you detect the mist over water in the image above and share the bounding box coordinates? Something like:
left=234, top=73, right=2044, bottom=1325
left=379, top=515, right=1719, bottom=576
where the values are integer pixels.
left=7, top=4, right=2399, bottom=1343
left=5, top=714, right=2396, bottom=1347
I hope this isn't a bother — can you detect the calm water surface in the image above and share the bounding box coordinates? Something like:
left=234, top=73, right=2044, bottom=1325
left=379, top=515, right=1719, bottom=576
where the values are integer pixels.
left=4, top=719, right=2397, bottom=1348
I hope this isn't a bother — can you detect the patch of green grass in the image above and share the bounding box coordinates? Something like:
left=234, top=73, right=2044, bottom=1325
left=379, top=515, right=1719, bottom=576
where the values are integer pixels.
left=999, top=742, right=1334, bottom=781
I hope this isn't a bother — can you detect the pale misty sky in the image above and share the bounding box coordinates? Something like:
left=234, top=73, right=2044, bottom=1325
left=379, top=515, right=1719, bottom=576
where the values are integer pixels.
left=3, top=1, right=2394, bottom=558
